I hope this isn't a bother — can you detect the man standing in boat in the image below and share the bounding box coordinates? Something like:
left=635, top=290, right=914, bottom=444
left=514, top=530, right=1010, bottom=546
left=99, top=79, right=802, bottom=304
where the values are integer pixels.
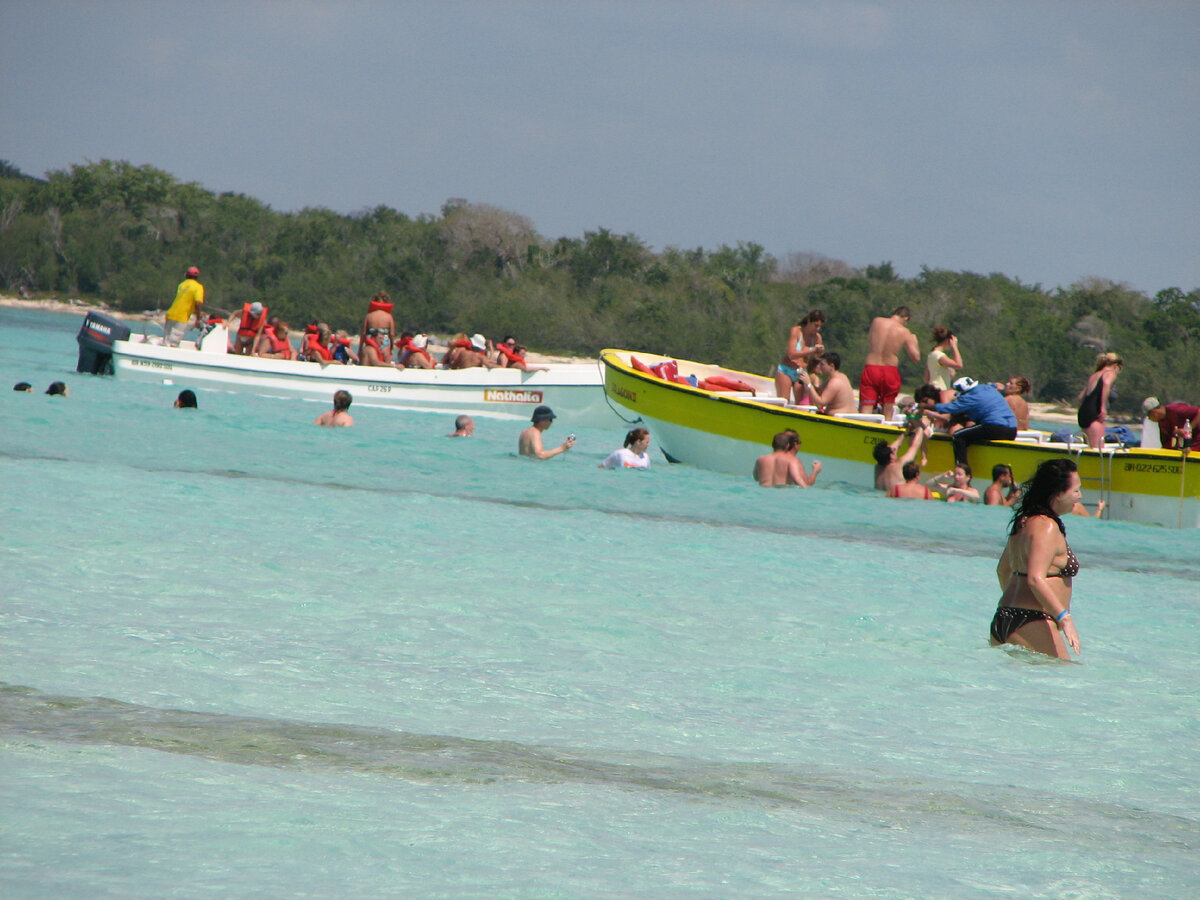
left=1142, top=397, right=1200, bottom=451
left=858, top=306, right=920, bottom=419
left=359, top=291, right=397, bottom=366
left=163, top=266, right=204, bottom=347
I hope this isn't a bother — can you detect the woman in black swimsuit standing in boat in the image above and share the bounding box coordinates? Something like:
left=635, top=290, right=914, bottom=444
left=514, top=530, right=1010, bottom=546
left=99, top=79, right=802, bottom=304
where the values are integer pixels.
left=1076, top=351, right=1123, bottom=450
left=992, top=458, right=1083, bottom=659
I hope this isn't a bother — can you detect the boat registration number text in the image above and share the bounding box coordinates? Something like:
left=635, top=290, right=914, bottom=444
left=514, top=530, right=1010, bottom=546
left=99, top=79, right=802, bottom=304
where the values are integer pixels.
left=367, top=384, right=392, bottom=393
left=131, top=359, right=174, bottom=371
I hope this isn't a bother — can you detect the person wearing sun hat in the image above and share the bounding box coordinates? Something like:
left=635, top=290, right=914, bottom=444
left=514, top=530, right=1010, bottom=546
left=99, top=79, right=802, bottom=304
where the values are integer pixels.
left=164, top=265, right=204, bottom=347
left=916, top=375, right=1017, bottom=468
left=518, top=405, right=575, bottom=459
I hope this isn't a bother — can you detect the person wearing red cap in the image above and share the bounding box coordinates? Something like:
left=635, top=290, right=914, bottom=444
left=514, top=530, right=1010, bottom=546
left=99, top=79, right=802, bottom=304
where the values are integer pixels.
left=164, top=266, right=205, bottom=347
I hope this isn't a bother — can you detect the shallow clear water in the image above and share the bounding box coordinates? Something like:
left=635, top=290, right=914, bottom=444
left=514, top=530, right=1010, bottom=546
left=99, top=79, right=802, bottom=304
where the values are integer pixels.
left=2, top=306, right=1198, bottom=898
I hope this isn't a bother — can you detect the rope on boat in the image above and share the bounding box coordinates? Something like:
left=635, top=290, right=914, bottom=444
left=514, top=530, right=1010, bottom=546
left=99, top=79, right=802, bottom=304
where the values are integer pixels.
left=597, top=357, right=644, bottom=426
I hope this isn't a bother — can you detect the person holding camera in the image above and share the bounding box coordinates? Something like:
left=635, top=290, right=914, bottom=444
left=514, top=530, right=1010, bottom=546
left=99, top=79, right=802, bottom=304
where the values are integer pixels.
left=518, top=406, right=574, bottom=459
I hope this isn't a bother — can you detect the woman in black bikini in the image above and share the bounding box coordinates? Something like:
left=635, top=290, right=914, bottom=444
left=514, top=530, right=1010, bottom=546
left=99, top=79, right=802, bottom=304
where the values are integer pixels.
left=992, top=458, right=1083, bottom=658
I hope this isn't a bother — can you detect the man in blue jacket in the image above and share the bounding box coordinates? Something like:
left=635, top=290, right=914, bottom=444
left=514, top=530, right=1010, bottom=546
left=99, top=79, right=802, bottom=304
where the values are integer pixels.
left=916, top=376, right=1017, bottom=467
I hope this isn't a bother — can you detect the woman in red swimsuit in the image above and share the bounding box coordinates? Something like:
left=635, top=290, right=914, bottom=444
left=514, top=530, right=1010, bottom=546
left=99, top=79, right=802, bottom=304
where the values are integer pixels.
left=992, top=458, right=1082, bottom=659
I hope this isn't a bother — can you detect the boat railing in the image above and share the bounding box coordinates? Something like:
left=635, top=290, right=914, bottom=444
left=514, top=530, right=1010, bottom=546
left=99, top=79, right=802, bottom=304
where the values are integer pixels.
left=833, top=412, right=887, bottom=425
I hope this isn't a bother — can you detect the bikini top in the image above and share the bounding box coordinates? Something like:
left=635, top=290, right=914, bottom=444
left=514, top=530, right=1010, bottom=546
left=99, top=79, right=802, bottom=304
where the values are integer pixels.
left=1013, top=544, right=1079, bottom=579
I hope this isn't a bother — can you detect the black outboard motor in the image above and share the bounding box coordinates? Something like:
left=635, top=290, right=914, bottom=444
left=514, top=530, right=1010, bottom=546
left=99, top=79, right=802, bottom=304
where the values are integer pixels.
left=76, top=311, right=132, bottom=375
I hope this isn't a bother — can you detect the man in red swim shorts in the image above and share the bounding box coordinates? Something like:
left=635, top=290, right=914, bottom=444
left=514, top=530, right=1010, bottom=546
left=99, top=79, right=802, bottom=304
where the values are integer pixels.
left=858, top=306, right=921, bottom=419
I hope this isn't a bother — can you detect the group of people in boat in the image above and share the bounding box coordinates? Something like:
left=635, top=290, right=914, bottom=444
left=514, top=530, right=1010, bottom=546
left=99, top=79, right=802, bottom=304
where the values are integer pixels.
left=220, top=291, right=545, bottom=372
left=161, top=270, right=544, bottom=372
left=774, top=306, right=1032, bottom=429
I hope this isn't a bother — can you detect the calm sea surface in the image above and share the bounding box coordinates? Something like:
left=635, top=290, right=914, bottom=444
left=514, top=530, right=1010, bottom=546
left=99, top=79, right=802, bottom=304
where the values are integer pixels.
left=2, top=306, right=1198, bottom=898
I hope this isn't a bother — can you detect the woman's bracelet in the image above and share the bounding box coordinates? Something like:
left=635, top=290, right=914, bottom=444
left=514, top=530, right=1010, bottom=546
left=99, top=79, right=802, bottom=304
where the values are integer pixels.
left=1054, top=609, right=1071, bottom=622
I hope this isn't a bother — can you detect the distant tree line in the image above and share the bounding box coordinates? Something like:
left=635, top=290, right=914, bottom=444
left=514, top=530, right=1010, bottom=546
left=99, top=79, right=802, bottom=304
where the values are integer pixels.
left=2, top=158, right=1197, bottom=414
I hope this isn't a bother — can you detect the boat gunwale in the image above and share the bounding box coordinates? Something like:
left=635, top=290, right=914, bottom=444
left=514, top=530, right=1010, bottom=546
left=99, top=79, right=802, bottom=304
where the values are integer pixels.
left=113, top=340, right=600, bottom=386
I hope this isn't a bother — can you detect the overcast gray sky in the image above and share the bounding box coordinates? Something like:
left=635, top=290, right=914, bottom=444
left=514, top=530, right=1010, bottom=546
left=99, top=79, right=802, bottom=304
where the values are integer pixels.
left=3, top=1, right=1197, bottom=294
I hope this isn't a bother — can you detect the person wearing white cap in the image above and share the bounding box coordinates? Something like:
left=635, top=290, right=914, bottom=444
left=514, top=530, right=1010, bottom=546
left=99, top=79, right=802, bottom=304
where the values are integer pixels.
left=232, top=300, right=269, bottom=355
left=164, top=265, right=204, bottom=347
left=1143, top=396, right=1200, bottom=451
left=445, top=333, right=498, bottom=369
left=915, top=376, right=1017, bottom=468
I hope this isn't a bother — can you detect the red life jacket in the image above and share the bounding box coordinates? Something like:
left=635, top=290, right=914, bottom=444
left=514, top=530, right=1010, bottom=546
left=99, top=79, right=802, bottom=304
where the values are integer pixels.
left=302, top=326, right=333, bottom=361
left=496, top=343, right=524, bottom=365
left=700, top=375, right=756, bottom=394
left=237, top=304, right=268, bottom=338
left=265, top=328, right=293, bottom=359
left=650, top=360, right=679, bottom=381
left=368, top=299, right=393, bottom=313
left=363, top=335, right=386, bottom=359
left=399, top=338, right=432, bottom=364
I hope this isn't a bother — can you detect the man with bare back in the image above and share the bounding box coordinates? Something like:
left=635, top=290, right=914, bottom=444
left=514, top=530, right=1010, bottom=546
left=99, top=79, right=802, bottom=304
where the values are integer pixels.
left=795, top=352, right=856, bottom=414
left=859, top=306, right=920, bottom=419
left=753, top=430, right=821, bottom=487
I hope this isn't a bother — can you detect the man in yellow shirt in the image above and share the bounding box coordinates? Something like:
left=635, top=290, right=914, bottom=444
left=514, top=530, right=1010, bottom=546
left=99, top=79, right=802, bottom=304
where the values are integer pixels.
left=164, top=266, right=204, bottom=347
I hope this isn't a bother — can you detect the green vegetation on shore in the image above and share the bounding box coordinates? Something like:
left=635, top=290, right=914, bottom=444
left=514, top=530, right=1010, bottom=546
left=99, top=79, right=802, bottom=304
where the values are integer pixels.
left=2, top=159, right=1197, bottom=412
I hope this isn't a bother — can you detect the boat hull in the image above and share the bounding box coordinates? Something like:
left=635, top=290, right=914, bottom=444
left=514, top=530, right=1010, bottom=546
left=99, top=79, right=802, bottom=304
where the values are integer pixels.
left=110, top=335, right=616, bottom=427
left=601, top=349, right=1200, bottom=529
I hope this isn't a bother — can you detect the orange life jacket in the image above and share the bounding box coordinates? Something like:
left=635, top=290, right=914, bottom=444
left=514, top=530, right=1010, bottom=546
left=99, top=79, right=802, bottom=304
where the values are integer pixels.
left=400, top=338, right=432, bottom=364
left=302, top=326, right=333, bottom=361
left=496, top=343, right=524, bottom=365
left=368, top=299, right=393, bottom=313
left=265, top=328, right=293, bottom=359
left=237, top=304, right=268, bottom=338
left=700, top=375, right=756, bottom=394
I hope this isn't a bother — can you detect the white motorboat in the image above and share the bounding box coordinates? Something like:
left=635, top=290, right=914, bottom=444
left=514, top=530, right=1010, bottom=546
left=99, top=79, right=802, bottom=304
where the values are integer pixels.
left=77, top=312, right=616, bottom=427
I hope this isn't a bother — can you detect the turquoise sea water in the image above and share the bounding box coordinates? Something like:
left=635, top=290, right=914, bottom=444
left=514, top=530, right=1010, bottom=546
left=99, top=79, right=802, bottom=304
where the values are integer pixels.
left=2, top=306, right=1198, bottom=898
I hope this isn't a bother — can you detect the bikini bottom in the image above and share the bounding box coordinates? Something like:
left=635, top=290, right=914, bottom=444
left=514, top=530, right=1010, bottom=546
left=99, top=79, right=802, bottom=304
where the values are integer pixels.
left=990, top=606, right=1051, bottom=644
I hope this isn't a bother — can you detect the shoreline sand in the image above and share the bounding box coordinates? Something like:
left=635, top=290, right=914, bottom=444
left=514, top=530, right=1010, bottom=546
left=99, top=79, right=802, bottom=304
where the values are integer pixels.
left=1, top=295, right=1083, bottom=422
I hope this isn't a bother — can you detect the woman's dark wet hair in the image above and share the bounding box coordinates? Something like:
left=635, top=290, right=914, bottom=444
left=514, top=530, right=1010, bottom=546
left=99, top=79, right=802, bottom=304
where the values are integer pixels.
left=1010, top=457, right=1077, bottom=535
left=799, top=309, right=826, bottom=326
left=913, top=384, right=941, bottom=405
left=624, top=427, right=649, bottom=448
left=45, top=381, right=67, bottom=395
